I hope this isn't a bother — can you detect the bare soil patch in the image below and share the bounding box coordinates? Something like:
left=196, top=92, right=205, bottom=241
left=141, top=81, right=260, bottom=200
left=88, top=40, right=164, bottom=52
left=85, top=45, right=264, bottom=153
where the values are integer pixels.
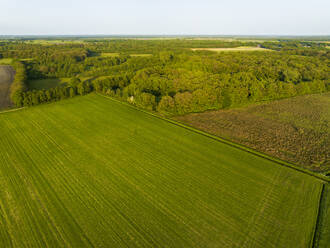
left=0, top=65, right=15, bottom=110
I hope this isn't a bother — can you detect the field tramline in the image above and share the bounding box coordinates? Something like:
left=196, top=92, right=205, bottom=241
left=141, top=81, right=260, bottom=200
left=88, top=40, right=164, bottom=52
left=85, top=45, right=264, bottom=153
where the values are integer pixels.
left=0, top=94, right=327, bottom=247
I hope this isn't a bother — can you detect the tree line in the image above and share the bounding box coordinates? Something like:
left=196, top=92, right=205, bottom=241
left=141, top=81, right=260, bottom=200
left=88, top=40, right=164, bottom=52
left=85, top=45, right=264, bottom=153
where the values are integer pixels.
left=4, top=39, right=329, bottom=115
left=10, top=61, right=28, bottom=106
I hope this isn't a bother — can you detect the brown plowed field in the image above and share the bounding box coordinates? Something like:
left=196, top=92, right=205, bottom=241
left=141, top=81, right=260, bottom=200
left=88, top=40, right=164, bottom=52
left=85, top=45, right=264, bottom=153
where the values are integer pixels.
left=175, top=93, right=330, bottom=172
left=0, top=65, right=15, bottom=110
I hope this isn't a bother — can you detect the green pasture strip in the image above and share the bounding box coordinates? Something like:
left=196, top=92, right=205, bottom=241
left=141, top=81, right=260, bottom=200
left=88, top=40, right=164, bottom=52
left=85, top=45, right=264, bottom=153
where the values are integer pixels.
left=130, top=54, right=152, bottom=57
left=100, top=52, right=120, bottom=57
left=0, top=107, right=26, bottom=114
left=27, top=78, right=70, bottom=90
left=0, top=94, right=324, bottom=247
left=313, top=184, right=330, bottom=248
left=191, top=47, right=272, bottom=52
left=0, top=58, right=13, bottom=65
left=99, top=94, right=329, bottom=183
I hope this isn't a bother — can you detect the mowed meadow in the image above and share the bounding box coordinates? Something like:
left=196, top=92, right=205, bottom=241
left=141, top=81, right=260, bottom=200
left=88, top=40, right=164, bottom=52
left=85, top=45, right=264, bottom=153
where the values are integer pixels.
left=0, top=94, right=326, bottom=247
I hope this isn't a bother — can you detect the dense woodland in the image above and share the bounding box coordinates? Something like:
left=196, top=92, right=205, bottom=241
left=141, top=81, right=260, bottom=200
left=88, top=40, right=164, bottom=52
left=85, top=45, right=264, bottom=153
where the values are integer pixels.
left=1, top=39, right=329, bottom=114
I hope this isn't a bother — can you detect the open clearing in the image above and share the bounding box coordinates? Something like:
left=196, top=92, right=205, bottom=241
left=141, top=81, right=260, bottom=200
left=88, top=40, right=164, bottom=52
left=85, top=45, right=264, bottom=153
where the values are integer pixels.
left=100, top=52, right=120, bottom=57
left=0, top=58, right=13, bottom=65
left=100, top=53, right=152, bottom=57
left=191, top=46, right=271, bottom=52
left=0, top=94, right=327, bottom=247
left=26, top=40, right=87, bottom=45
left=176, top=93, right=330, bottom=173
left=27, top=77, right=94, bottom=90
left=27, top=78, right=70, bottom=90
left=0, top=65, right=15, bottom=110
left=130, top=53, right=152, bottom=57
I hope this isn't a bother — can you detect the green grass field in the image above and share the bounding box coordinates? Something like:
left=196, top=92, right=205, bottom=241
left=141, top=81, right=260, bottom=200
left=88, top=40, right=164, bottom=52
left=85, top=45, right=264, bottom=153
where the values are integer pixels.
left=314, top=184, right=330, bottom=248
left=100, top=52, right=120, bottom=57
left=130, top=54, right=152, bottom=57
left=0, top=58, right=13, bottom=65
left=0, top=94, right=327, bottom=247
left=100, top=53, right=152, bottom=57
left=27, top=78, right=71, bottom=90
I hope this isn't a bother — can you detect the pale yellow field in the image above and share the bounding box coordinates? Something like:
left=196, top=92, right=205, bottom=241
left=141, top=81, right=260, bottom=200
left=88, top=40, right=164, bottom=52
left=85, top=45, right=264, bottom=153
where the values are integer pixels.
left=100, top=53, right=152, bottom=57
left=191, top=46, right=272, bottom=52
left=0, top=58, right=13, bottom=64
left=130, top=54, right=152, bottom=57
left=187, top=38, right=271, bottom=43
left=100, top=52, right=120, bottom=57
left=27, top=40, right=86, bottom=45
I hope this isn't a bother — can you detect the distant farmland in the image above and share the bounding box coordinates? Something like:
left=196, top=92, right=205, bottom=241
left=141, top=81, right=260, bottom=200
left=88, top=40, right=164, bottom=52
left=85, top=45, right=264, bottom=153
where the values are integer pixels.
left=191, top=46, right=271, bottom=52
left=0, top=65, right=15, bottom=110
left=0, top=94, right=327, bottom=247
left=100, top=52, right=152, bottom=57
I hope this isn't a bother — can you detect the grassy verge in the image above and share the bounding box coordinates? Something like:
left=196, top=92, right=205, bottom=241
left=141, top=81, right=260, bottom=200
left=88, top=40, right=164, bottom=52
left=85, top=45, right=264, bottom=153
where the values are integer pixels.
left=313, top=184, right=330, bottom=247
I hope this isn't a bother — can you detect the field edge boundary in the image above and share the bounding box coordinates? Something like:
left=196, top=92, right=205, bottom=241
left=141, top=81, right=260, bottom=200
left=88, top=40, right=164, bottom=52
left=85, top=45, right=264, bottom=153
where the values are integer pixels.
left=310, top=184, right=325, bottom=248
left=97, top=93, right=330, bottom=183
left=0, top=107, right=26, bottom=114
left=312, top=183, right=330, bottom=248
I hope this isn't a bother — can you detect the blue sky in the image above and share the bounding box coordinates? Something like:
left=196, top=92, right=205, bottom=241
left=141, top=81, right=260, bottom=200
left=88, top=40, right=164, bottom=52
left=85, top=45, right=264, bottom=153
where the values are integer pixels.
left=1, top=0, right=329, bottom=35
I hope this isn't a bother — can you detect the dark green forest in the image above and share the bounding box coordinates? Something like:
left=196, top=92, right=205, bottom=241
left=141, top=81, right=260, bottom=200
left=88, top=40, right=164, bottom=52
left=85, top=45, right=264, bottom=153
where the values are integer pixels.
left=1, top=39, right=329, bottom=114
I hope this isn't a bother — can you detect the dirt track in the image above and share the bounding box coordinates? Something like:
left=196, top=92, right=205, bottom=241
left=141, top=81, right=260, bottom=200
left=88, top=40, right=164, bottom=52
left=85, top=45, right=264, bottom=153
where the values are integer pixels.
left=0, top=65, right=15, bottom=110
